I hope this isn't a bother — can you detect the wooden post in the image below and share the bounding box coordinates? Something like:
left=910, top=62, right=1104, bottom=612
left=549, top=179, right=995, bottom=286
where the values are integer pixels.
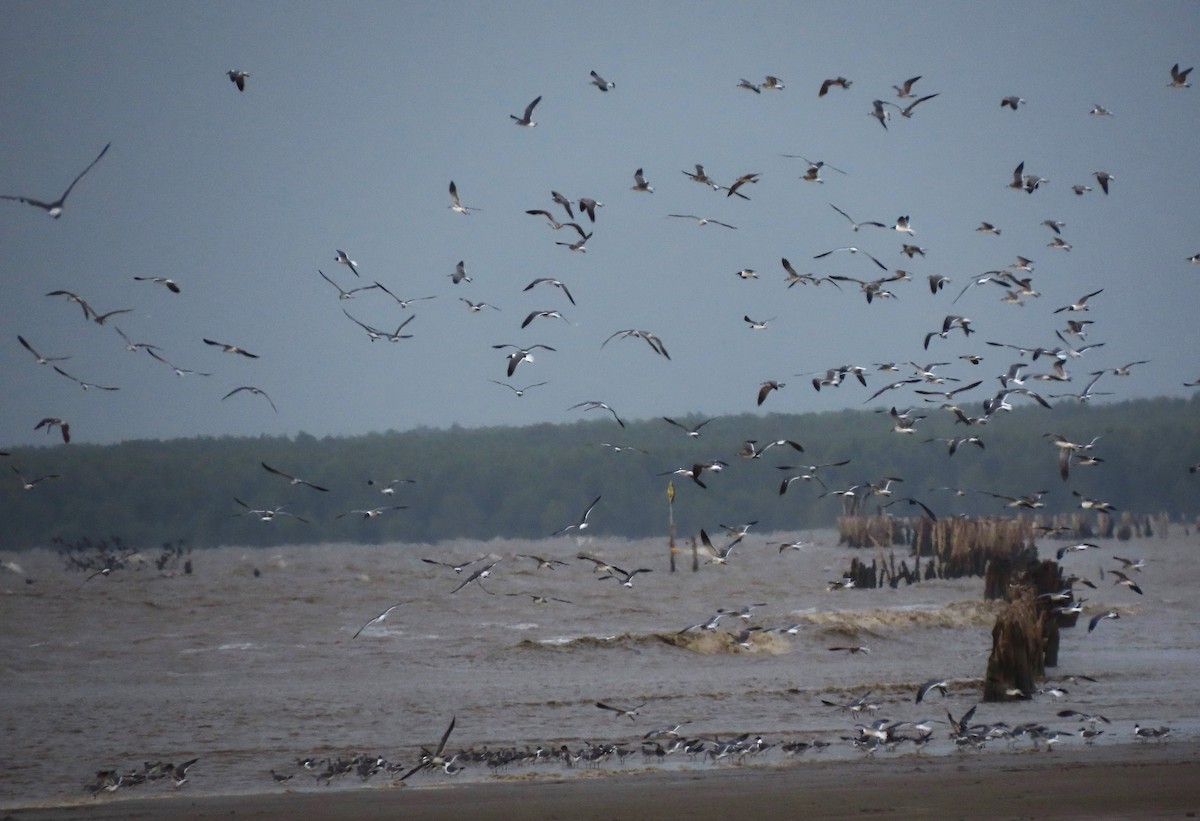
left=667, top=481, right=676, bottom=573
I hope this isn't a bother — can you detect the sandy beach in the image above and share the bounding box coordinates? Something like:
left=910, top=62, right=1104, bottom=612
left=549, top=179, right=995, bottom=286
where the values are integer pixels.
left=8, top=741, right=1199, bottom=821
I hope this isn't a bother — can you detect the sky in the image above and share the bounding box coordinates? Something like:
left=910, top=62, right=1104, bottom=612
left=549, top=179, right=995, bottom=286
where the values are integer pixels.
left=2, top=1, right=1198, bottom=449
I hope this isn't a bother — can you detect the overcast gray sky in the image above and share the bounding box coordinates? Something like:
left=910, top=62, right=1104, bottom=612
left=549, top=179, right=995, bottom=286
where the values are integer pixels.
left=2, top=1, right=1197, bottom=449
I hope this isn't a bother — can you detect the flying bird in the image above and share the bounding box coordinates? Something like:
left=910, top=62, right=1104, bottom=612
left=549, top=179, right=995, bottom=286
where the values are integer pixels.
left=334, top=249, right=360, bottom=277
left=261, top=462, right=329, bottom=492
left=222, top=386, right=278, bottom=412
left=568, top=400, right=625, bottom=427
left=510, top=95, right=541, bottom=126
left=596, top=701, right=646, bottom=720
left=522, top=277, right=575, bottom=305
left=133, top=276, right=181, bottom=293
left=819, top=76, right=851, bottom=96
left=52, top=366, right=118, bottom=391
left=589, top=70, right=615, bottom=91
left=630, top=167, right=654, bottom=193
left=18, top=335, right=70, bottom=365
left=203, top=338, right=259, bottom=358
left=552, top=495, right=602, bottom=536
left=352, top=602, right=404, bottom=639
left=667, top=214, right=737, bottom=229
left=1, top=142, right=110, bottom=218
left=448, top=180, right=480, bottom=214
left=34, top=417, right=70, bottom=443
left=1169, top=63, right=1193, bottom=88
left=399, top=716, right=458, bottom=780
left=227, top=69, right=249, bottom=91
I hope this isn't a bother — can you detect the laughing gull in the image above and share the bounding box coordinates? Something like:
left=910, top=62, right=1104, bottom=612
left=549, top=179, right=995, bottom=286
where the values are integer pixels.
left=510, top=95, right=541, bottom=126
left=2, top=142, right=110, bottom=218
left=227, top=70, right=249, bottom=91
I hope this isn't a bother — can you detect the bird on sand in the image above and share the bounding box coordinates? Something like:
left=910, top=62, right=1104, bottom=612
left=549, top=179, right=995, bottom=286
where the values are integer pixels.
left=2, top=142, right=110, bottom=218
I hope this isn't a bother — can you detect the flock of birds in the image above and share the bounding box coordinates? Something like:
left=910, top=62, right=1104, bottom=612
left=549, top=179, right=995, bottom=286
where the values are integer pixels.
left=5, top=55, right=1195, bottom=799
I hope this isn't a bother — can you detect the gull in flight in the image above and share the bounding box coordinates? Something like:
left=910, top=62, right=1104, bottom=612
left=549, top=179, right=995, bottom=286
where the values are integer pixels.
left=448, top=260, right=472, bottom=284
left=334, top=249, right=360, bottom=277
left=668, top=213, right=737, bottom=229
left=757, top=380, right=784, bottom=406
left=1093, top=170, right=1114, bottom=194
left=898, top=93, right=939, bottom=118
left=596, top=701, right=646, bottom=720
left=222, top=386, right=277, bottom=412
left=232, top=498, right=309, bottom=523
left=352, top=602, right=403, bottom=639
left=869, top=99, right=898, bottom=128
left=204, top=338, right=259, bottom=358
left=630, top=167, right=654, bottom=193
left=35, top=417, right=71, bottom=443
left=813, top=245, right=887, bottom=271
left=510, top=95, right=541, bottom=126
left=1001, top=95, right=1026, bottom=109
left=449, top=559, right=502, bottom=594
left=18, top=335, right=70, bottom=365
left=133, top=276, right=181, bottom=293
left=227, top=70, right=249, bottom=91
left=569, top=400, right=626, bottom=427
left=318, top=269, right=378, bottom=300
left=829, top=203, right=885, bottom=232
left=1169, top=62, right=1193, bottom=88
left=523, top=277, right=575, bottom=305
left=489, top=379, right=548, bottom=397
left=261, top=461, right=329, bottom=492
left=492, top=343, right=555, bottom=377
left=342, top=309, right=415, bottom=342
left=602, top=329, right=670, bottom=359
left=421, top=556, right=486, bottom=574
left=2, top=142, right=110, bottom=218
left=819, top=76, right=851, bottom=96
left=374, top=282, right=436, bottom=309
left=336, top=505, right=408, bottom=520
left=147, top=349, right=211, bottom=376
left=682, top=164, right=720, bottom=189
left=738, top=78, right=761, bottom=93
left=1053, top=288, right=1103, bottom=314
left=13, top=466, right=61, bottom=489
left=399, top=716, right=459, bottom=780
left=448, top=180, right=480, bottom=214
left=893, top=75, right=922, bottom=97
left=662, top=416, right=712, bottom=437
left=460, top=298, right=500, bottom=313
left=53, top=366, right=118, bottom=391
left=589, top=70, right=615, bottom=91
left=552, top=495, right=602, bottom=536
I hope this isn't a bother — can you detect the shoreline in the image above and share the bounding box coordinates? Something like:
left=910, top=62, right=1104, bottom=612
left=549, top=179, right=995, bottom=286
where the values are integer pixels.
left=9, top=741, right=1199, bottom=821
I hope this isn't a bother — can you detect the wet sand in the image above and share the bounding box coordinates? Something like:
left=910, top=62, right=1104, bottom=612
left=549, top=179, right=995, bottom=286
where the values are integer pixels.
left=10, top=741, right=1199, bottom=821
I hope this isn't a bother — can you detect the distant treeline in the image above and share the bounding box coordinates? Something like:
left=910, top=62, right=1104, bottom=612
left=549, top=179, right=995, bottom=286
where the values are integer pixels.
left=2, top=395, right=1198, bottom=550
